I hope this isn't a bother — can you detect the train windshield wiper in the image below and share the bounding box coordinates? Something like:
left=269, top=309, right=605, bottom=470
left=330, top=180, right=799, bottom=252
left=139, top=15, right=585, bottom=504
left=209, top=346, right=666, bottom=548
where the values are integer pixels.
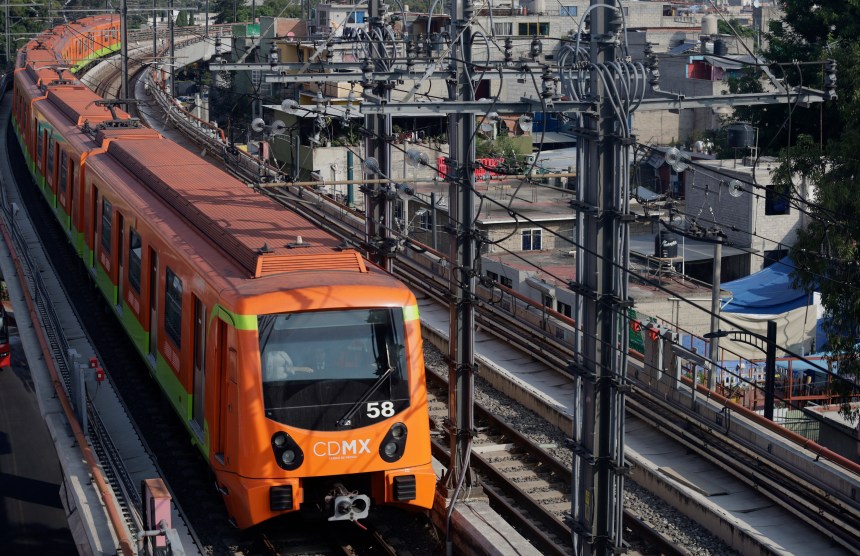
left=336, top=346, right=393, bottom=428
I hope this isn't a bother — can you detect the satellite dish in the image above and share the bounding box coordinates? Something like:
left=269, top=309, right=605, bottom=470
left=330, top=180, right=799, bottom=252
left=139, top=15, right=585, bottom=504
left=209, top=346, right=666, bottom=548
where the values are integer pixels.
left=271, top=119, right=287, bottom=135
left=280, top=99, right=299, bottom=113
left=518, top=114, right=533, bottom=133
left=664, top=147, right=689, bottom=172
left=362, top=156, right=381, bottom=175
left=664, top=147, right=681, bottom=165
left=251, top=118, right=266, bottom=133
left=672, top=160, right=689, bottom=173
left=727, top=179, right=744, bottom=198
left=405, top=149, right=429, bottom=168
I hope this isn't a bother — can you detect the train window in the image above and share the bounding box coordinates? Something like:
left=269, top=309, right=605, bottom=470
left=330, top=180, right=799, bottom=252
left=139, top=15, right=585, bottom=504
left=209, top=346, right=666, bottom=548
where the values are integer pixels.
left=59, top=152, right=68, bottom=195
left=258, top=308, right=411, bottom=431
left=128, top=228, right=142, bottom=293
left=37, top=127, right=43, bottom=167
left=164, top=267, right=183, bottom=348
left=47, top=137, right=55, bottom=184
left=100, top=197, right=112, bottom=255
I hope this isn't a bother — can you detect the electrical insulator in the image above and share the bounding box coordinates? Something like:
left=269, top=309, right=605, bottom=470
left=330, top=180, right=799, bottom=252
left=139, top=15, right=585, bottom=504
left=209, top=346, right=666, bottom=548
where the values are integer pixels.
left=504, top=37, right=513, bottom=64
left=416, top=33, right=425, bottom=56
left=361, top=58, right=374, bottom=90
left=406, top=41, right=415, bottom=71
left=530, top=36, right=543, bottom=59
left=824, top=59, right=837, bottom=100
left=269, top=43, right=279, bottom=67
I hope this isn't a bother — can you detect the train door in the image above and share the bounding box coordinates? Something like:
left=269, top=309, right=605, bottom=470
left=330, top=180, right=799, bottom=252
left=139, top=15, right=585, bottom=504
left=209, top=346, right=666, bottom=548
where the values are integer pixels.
left=90, top=185, right=98, bottom=274
left=148, top=248, right=158, bottom=365
left=116, top=212, right=124, bottom=312
left=191, top=297, right=206, bottom=439
left=68, top=161, right=75, bottom=232
left=214, top=318, right=237, bottom=466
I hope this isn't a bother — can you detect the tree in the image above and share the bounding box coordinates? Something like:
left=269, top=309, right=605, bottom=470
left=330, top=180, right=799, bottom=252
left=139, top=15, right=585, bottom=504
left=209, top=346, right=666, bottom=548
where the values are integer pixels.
left=763, top=0, right=860, bottom=417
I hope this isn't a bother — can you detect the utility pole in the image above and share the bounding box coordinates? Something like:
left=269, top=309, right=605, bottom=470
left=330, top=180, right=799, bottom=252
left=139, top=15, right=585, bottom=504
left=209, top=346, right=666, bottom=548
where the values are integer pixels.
left=571, top=2, right=628, bottom=554
left=168, top=0, right=175, bottom=97
left=120, top=0, right=129, bottom=99
left=444, top=0, right=478, bottom=505
left=362, top=0, right=393, bottom=273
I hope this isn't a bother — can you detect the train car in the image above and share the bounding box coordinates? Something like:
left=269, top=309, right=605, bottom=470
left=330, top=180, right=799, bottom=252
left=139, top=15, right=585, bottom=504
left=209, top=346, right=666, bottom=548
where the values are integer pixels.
left=0, top=304, right=10, bottom=368
left=11, top=17, right=436, bottom=528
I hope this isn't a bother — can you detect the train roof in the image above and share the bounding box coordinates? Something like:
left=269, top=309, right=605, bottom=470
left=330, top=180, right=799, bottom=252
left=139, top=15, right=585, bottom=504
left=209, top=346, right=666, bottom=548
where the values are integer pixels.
left=103, top=137, right=365, bottom=279
left=46, top=86, right=120, bottom=126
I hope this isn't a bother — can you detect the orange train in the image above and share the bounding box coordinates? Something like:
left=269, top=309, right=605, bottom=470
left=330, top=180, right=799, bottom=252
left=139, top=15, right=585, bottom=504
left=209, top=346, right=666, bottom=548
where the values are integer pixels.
left=10, top=16, right=436, bottom=528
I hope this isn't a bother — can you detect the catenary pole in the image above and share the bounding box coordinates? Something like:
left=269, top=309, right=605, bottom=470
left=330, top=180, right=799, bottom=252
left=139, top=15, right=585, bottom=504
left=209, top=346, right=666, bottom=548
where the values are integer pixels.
left=571, top=2, right=628, bottom=554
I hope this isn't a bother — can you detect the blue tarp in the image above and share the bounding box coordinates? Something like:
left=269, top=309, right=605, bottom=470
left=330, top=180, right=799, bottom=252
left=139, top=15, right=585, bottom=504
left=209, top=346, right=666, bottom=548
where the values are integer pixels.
left=722, top=258, right=813, bottom=315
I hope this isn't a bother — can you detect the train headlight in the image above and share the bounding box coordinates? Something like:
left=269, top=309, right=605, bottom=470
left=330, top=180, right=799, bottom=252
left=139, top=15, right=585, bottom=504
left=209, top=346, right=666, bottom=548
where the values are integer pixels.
left=379, top=422, right=407, bottom=463
left=271, top=432, right=303, bottom=471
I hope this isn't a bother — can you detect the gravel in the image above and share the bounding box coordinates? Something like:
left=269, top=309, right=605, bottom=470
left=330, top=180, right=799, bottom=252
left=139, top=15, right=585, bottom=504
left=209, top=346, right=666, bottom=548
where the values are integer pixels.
left=423, top=344, right=741, bottom=556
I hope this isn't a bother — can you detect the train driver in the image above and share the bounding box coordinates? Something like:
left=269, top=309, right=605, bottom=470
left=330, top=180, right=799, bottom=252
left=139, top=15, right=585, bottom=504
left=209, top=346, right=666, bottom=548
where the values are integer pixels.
left=264, top=350, right=314, bottom=381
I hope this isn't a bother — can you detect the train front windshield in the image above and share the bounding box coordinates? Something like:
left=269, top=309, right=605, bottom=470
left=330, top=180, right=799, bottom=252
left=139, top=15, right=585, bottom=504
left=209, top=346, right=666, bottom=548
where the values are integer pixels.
left=259, top=308, right=411, bottom=431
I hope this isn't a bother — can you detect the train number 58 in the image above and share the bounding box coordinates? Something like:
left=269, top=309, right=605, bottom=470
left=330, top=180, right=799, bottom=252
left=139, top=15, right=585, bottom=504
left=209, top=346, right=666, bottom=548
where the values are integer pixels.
left=366, top=401, right=395, bottom=418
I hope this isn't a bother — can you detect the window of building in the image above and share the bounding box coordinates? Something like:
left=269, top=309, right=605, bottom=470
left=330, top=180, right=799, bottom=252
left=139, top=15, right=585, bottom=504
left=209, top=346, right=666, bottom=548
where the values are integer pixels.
left=765, top=186, right=790, bottom=215
left=543, top=295, right=553, bottom=308
left=560, top=6, right=577, bottom=16
left=128, top=228, right=142, bottom=293
left=500, top=276, right=513, bottom=288
left=493, top=22, right=513, bottom=35
left=347, top=11, right=365, bottom=23
left=557, top=301, right=572, bottom=318
left=165, top=267, right=183, bottom=348
left=487, top=270, right=499, bottom=283
left=100, top=197, right=112, bottom=254
left=522, top=229, right=542, bottom=250
left=518, top=22, right=550, bottom=36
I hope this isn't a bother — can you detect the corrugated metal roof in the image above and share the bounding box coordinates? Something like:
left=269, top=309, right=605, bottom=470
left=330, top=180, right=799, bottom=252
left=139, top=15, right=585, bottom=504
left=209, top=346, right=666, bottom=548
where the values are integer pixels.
left=106, top=138, right=358, bottom=278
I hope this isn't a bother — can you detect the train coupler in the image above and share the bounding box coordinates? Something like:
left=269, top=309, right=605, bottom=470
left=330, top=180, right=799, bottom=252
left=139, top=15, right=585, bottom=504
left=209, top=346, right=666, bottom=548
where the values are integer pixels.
left=326, top=483, right=370, bottom=522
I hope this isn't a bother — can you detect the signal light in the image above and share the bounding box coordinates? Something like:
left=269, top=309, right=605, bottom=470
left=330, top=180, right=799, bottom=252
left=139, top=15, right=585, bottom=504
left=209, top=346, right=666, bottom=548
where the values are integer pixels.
left=89, top=357, right=98, bottom=368
left=95, top=367, right=105, bottom=382
left=631, top=320, right=642, bottom=333
left=648, top=327, right=660, bottom=341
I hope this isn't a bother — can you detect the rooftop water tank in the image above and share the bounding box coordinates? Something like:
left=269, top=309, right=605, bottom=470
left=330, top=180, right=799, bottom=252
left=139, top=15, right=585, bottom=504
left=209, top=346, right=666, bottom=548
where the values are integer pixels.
left=702, top=14, right=718, bottom=36
left=714, top=38, right=728, bottom=56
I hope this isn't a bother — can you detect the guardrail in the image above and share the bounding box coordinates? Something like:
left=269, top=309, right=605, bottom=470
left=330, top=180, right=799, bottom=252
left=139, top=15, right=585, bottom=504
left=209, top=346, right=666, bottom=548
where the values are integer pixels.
left=0, top=81, right=139, bottom=552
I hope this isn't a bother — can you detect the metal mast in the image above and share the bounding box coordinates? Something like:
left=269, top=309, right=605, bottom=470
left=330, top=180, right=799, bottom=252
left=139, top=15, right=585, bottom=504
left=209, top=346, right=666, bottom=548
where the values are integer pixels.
left=445, top=0, right=478, bottom=498
left=571, top=2, right=628, bottom=554
left=363, top=0, right=393, bottom=273
left=120, top=0, right=129, bottom=99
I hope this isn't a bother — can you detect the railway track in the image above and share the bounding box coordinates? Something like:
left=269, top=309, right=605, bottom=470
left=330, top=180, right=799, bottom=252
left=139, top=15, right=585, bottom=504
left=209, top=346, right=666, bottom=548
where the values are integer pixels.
left=5, top=117, right=437, bottom=555
left=118, top=50, right=860, bottom=553
left=425, top=363, right=689, bottom=556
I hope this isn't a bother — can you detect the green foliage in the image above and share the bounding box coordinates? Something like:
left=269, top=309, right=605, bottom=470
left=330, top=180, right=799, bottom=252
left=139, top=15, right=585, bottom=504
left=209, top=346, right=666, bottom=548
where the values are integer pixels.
left=475, top=135, right=531, bottom=169
left=767, top=0, right=860, bottom=416
left=213, top=0, right=302, bottom=23
left=717, top=19, right=756, bottom=39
